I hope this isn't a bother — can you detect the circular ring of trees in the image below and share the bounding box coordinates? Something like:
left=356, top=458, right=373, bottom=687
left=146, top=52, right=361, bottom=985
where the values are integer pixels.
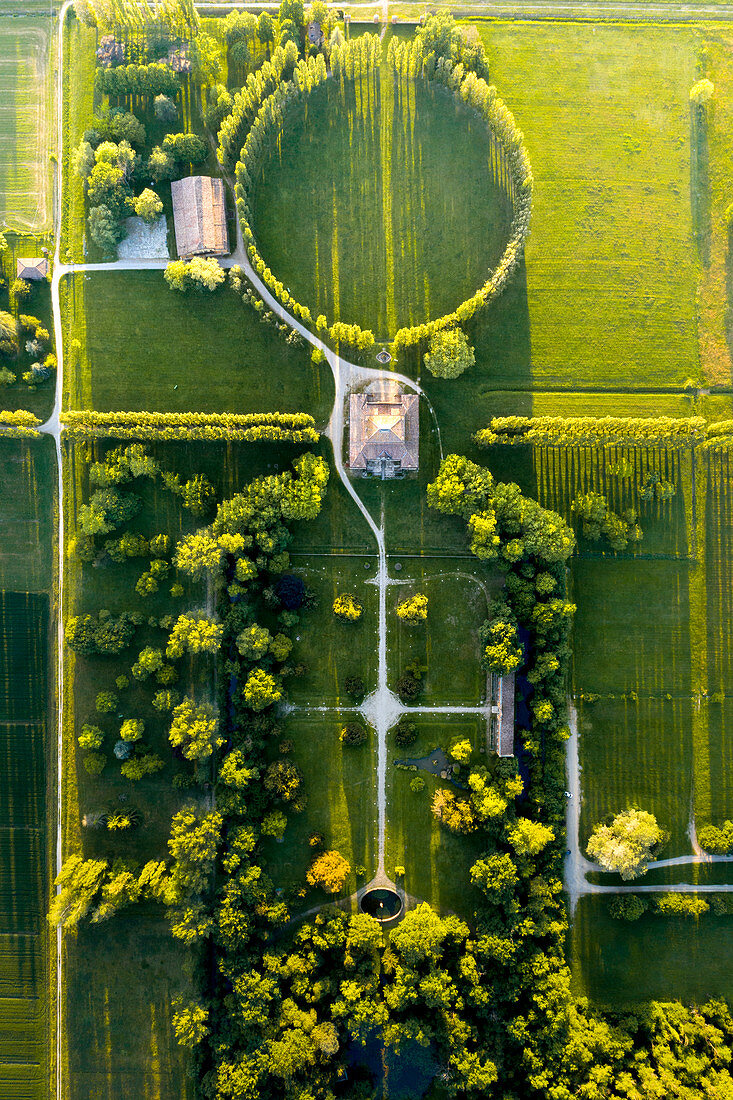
left=233, top=32, right=532, bottom=354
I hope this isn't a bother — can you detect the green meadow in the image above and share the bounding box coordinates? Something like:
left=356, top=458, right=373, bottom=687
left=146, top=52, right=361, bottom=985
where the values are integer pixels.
left=61, top=272, right=334, bottom=426
left=469, top=20, right=700, bottom=396
left=571, top=895, right=733, bottom=1005
left=0, top=18, right=51, bottom=232
left=252, top=67, right=512, bottom=342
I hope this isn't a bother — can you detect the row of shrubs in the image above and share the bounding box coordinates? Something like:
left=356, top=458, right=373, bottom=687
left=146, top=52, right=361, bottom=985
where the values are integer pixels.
left=60, top=409, right=319, bottom=443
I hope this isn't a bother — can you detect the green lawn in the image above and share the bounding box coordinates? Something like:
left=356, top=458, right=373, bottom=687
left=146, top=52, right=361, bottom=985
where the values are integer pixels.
left=61, top=272, right=334, bottom=425
left=384, top=716, right=488, bottom=918
left=470, top=21, right=700, bottom=394
left=265, top=713, right=377, bottom=900
left=61, top=13, right=95, bottom=264
left=0, top=17, right=51, bottom=233
left=571, top=894, right=733, bottom=1005
left=252, top=65, right=512, bottom=342
left=387, top=563, right=497, bottom=706
left=409, top=19, right=704, bottom=443
left=693, top=27, right=733, bottom=387
left=288, top=557, right=379, bottom=706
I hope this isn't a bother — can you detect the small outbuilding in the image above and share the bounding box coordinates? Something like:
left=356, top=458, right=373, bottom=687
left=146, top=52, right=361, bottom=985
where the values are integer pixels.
left=16, top=257, right=48, bottom=281
left=349, top=378, right=419, bottom=479
left=171, top=176, right=228, bottom=260
left=307, top=20, right=324, bottom=45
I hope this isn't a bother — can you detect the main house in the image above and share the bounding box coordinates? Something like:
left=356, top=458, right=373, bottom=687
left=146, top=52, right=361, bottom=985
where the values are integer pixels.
left=348, top=379, right=419, bottom=479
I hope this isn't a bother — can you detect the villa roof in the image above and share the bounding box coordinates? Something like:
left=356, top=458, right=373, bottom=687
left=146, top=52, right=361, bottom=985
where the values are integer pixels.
left=497, top=674, right=515, bottom=757
left=348, top=379, right=419, bottom=473
left=16, top=257, right=48, bottom=280
left=171, top=175, right=228, bottom=259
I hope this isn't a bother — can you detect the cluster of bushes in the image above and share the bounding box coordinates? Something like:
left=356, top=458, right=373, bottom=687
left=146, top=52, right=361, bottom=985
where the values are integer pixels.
left=480, top=601, right=523, bottom=674
left=332, top=592, right=362, bottom=621
left=0, top=311, right=56, bottom=392
left=164, top=256, right=225, bottom=293
left=217, top=42, right=297, bottom=170
left=61, top=409, right=319, bottom=443
left=610, top=892, right=730, bottom=920
left=476, top=414, right=707, bottom=448
left=95, top=60, right=181, bottom=97
left=572, top=491, right=643, bottom=552
left=73, top=86, right=211, bottom=254
left=395, top=592, right=428, bottom=624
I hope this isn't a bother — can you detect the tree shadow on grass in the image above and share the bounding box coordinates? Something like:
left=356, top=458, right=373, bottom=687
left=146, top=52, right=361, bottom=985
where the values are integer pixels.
left=691, top=103, right=712, bottom=269
left=420, top=260, right=533, bottom=459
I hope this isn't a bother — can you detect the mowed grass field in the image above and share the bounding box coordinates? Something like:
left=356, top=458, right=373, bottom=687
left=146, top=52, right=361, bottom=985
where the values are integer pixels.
left=570, top=895, right=733, bottom=1005
left=0, top=18, right=51, bottom=232
left=384, top=716, right=489, bottom=919
left=61, top=272, right=334, bottom=425
left=253, top=65, right=512, bottom=342
left=474, top=21, right=700, bottom=392
left=398, top=19, right=702, bottom=440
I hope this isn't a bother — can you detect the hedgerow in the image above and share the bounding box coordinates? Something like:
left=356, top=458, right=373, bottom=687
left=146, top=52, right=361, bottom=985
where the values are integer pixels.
left=60, top=409, right=319, bottom=443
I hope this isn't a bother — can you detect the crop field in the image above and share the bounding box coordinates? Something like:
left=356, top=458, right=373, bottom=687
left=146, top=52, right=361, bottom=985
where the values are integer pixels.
left=61, top=272, right=334, bottom=426
left=0, top=588, right=50, bottom=1098
left=0, top=18, right=51, bottom=232
left=0, top=439, right=55, bottom=595
left=253, top=66, right=512, bottom=342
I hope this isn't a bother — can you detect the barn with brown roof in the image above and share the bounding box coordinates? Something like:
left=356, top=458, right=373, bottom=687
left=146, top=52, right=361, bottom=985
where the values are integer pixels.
left=171, top=176, right=228, bottom=259
left=348, top=378, right=419, bottom=479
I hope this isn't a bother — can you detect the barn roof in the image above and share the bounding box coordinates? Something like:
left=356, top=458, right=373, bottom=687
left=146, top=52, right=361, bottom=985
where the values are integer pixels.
left=16, top=257, right=48, bottom=280
left=497, top=674, right=515, bottom=757
left=349, top=379, right=419, bottom=473
left=171, top=176, right=228, bottom=259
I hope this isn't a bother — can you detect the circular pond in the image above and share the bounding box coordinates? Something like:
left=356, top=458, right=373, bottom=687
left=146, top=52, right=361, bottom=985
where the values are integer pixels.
left=251, top=73, right=514, bottom=341
left=360, top=887, right=403, bottom=921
